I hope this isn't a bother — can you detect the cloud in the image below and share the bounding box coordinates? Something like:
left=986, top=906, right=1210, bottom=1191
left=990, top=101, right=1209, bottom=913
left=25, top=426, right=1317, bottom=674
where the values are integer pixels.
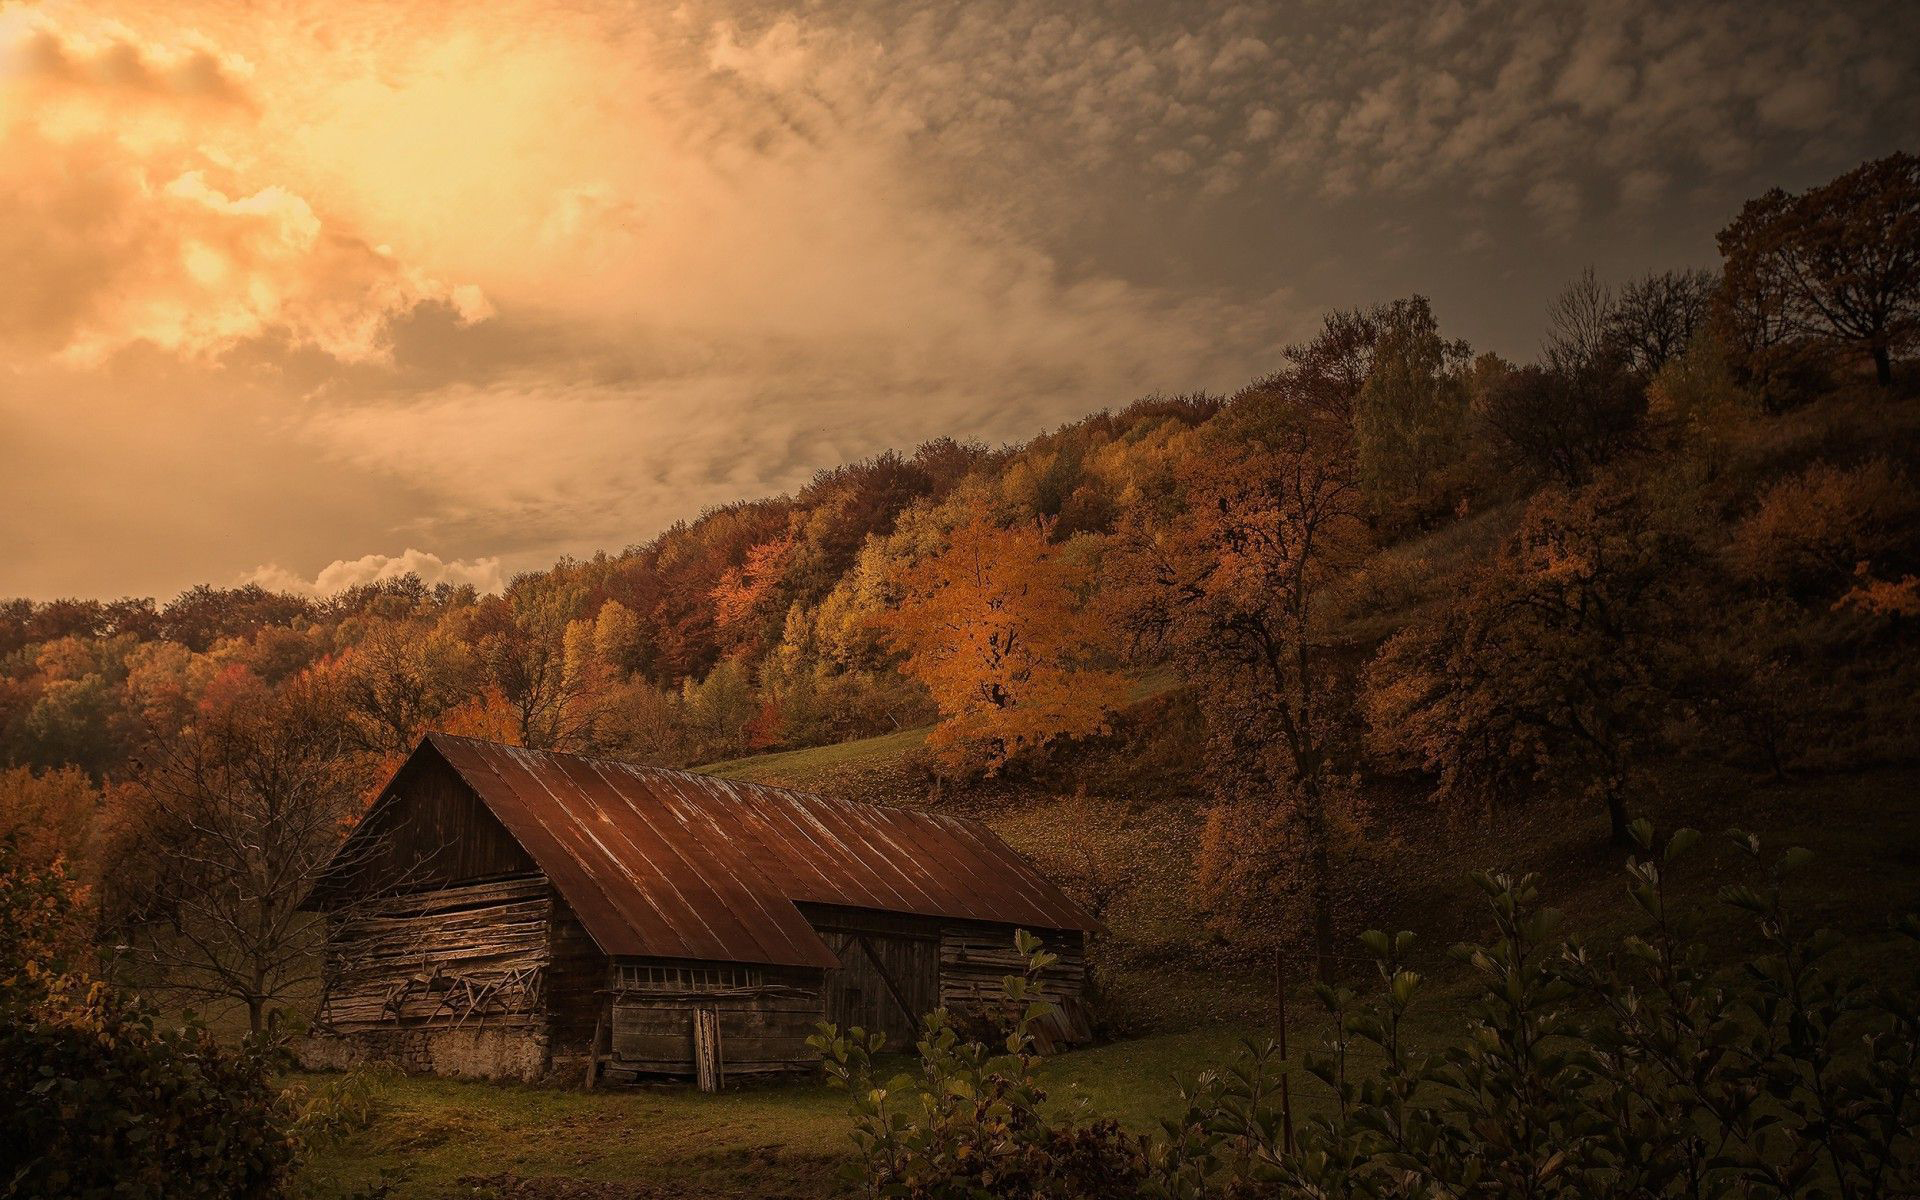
left=1525, top=178, right=1583, bottom=235
left=243, top=549, right=505, bottom=597
left=3, top=0, right=1915, bottom=600
left=0, top=10, right=488, bottom=364
left=0, top=8, right=253, bottom=105
left=681, top=0, right=1917, bottom=216
left=1618, top=167, right=1667, bottom=210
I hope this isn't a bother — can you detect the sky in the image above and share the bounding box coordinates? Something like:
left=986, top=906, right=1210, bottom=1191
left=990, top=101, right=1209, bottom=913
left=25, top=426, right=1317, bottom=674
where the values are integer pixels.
left=3, top=0, right=1916, bottom=601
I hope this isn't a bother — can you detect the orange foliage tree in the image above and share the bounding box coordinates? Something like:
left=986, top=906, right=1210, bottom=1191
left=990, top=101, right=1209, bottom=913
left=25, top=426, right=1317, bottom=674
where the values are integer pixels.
left=1366, top=477, right=1684, bottom=845
left=0, top=765, right=98, bottom=877
left=0, top=839, right=90, bottom=978
left=1110, top=381, right=1370, bottom=981
left=1728, top=457, right=1918, bottom=595
left=107, top=668, right=382, bottom=1033
left=331, top=617, right=479, bottom=760
left=875, top=507, right=1125, bottom=773
left=711, top=533, right=796, bottom=658
left=468, top=572, right=605, bottom=750
left=0, top=766, right=100, bottom=974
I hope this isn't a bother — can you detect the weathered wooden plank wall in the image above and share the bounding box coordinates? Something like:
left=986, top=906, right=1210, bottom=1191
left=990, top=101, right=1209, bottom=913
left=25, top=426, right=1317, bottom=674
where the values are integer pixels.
left=544, top=900, right=608, bottom=1064
left=333, top=753, right=537, bottom=897
left=604, top=963, right=822, bottom=1079
left=802, top=905, right=941, bottom=1048
left=317, top=875, right=552, bottom=1032
left=939, top=922, right=1091, bottom=1050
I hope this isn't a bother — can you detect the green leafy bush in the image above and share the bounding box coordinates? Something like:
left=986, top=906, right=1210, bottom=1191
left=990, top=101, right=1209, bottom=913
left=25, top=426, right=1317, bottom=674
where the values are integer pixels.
left=811, top=929, right=1150, bottom=1198
left=284, top=1065, right=385, bottom=1148
left=0, top=970, right=296, bottom=1199
left=821, top=829, right=1920, bottom=1198
left=1155, top=826, right=1920, bottom=1198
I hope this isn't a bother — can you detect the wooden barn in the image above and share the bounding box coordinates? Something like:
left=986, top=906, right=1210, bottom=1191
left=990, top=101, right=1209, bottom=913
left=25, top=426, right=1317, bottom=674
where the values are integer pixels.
left=300, top=733, right=1099, bottom=1087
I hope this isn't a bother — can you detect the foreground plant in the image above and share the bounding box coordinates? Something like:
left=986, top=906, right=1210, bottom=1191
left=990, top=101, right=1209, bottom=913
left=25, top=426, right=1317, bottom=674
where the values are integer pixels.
left=1, top=832, right=298, bottom=1200
left=1, top=969, right=296, bottom=1199
left=810, top=929, right=1148, bottom=1198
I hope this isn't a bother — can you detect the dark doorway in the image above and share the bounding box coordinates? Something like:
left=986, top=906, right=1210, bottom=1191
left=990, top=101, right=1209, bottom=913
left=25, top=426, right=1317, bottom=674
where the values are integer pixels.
left=817, top=922, right=938, bottom=1047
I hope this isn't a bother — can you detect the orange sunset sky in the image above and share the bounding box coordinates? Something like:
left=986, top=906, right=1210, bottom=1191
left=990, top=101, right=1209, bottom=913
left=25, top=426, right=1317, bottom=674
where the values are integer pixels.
left=4, top=0, right=1916, bottom=599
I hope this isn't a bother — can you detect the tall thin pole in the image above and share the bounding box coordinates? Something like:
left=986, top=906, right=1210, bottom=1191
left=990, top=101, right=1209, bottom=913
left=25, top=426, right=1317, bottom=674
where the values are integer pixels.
left=1276, top=952, right=1295, bottom=1155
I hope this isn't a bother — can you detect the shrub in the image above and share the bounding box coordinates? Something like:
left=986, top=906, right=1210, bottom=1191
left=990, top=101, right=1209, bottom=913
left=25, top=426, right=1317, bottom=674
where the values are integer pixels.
left=811, top=929, right=1150, bottom=1198
left=1729, top=458, right=1919, bottom=594
left=0, top=971, right=296, bottom=1199
left=0, top=830, right=91, bottom=979
left=284, top=1064, right=385, bottom=1148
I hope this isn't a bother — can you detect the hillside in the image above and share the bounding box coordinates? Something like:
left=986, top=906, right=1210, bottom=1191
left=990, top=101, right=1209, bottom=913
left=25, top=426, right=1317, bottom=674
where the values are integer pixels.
left=703, top=650, right=1920, bottom=1029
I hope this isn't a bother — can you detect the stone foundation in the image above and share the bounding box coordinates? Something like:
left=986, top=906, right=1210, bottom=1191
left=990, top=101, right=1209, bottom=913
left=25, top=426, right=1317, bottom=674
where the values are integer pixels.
left=298, top=1024, right=550, bottom=1081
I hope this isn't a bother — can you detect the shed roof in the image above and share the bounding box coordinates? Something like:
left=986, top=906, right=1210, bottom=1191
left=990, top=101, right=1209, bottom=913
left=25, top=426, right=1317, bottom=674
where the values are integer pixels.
left=338, top=734, right=1097, bottom=970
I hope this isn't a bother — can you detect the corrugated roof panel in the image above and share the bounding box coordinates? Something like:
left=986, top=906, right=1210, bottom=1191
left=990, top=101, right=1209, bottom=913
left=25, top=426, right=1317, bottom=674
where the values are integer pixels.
left=419, top=733, right=1097, bottom=969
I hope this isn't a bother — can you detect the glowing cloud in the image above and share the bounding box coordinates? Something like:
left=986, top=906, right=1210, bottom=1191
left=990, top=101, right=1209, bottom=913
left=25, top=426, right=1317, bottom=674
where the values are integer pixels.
left=243, top=550, right=505, bottom=597
left=0, top=10, right=488, bottom=365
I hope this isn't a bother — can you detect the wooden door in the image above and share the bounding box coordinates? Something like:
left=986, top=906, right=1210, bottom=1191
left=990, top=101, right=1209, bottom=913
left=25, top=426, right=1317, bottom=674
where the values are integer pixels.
left=821, top=929, right=937, bottom=1048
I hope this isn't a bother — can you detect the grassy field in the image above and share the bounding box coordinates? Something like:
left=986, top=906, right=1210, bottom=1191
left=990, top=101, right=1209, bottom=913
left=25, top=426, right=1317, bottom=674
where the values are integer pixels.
left=693, top=668, right=1180, bottom=799
left=698, top=726, right=931, bottom=795
left=294, top=748, right=1920, bottom=1199
left=292, top=1016, right=1385, bottom=1199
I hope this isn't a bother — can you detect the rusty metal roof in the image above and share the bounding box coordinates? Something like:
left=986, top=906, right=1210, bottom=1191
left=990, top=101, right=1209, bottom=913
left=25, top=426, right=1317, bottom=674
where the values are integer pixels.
left=414, top=733, right=1097, bottom=969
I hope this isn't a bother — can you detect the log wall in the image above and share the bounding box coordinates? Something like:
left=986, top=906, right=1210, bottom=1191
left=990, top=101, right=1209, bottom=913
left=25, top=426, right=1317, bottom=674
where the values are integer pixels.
left=938, top=921, right=1091, bottom=1051
left=602, top=962, right=823, bottom=1081
left=306, top=875, right=558, bottom=1079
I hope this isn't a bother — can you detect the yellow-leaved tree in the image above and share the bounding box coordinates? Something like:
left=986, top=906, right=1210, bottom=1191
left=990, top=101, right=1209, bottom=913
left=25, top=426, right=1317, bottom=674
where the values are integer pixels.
left=876, top=506, right=1125, bottom=773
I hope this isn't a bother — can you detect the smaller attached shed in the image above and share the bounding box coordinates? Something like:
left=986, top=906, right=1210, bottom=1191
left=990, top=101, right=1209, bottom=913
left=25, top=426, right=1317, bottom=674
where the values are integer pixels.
left=302, top=734, right=1099, bottom=1086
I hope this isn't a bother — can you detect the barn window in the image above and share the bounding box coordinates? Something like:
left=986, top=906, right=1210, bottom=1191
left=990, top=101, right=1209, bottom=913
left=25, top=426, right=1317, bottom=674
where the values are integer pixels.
left=614, top=963, right=763, bottom=992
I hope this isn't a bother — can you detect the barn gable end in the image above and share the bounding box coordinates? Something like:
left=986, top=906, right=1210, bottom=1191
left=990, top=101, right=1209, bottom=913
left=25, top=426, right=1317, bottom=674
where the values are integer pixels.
left=304, top=749, right=563, bottom=1079
left=307, top=746, right=535, bottom=902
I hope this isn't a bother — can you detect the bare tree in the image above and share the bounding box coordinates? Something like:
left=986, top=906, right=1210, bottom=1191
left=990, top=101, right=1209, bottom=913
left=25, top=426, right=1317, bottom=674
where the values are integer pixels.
left=1545, top=268, right=1617, bottom=376
left=109, top=672, right=384, bottom=1035
left=1608, top=268, right=1718, bottom=374
left=1477, top=363, right=1643, bottom=488
left=1483, top=270, right=1647, bottom=486
left=1781, top=153, right=1920, bottom=387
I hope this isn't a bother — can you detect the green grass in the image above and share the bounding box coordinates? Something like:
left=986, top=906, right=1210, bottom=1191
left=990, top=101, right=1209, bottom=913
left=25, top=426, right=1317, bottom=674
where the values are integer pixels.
left=293, top=1069, right=850, bottom=1199
left=697, top=726, right=931, bottom=791
left=292, top=977, right=1498, bottom=1198
left=291, top=1024, right=1327, bottom=1198
left=691, top=668, right=1180, bottom=798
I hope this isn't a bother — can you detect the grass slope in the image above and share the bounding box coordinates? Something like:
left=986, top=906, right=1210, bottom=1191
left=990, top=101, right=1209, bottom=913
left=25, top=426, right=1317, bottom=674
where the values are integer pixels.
left=697, top=726, right=931, bottom=799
